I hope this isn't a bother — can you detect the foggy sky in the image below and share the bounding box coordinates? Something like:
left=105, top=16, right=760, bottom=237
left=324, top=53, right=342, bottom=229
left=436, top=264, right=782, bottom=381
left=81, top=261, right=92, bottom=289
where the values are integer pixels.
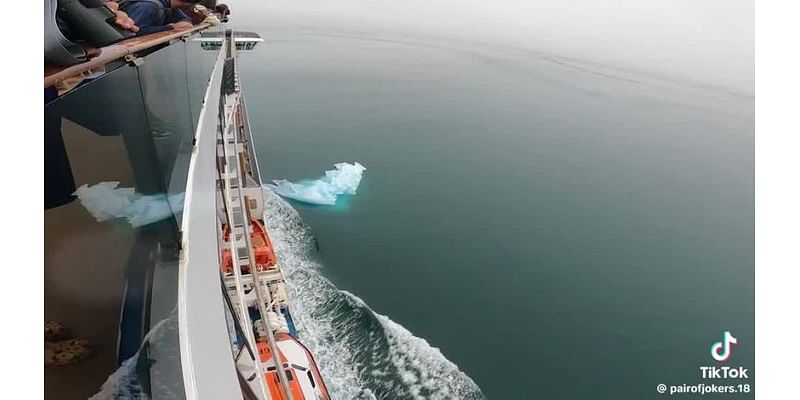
left=226, top=0, right=753, bottom=96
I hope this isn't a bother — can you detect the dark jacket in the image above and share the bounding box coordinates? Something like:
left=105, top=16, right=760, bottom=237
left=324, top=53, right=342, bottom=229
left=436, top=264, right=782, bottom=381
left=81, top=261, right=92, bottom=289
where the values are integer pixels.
left=119, top=0, right=191, bottom=35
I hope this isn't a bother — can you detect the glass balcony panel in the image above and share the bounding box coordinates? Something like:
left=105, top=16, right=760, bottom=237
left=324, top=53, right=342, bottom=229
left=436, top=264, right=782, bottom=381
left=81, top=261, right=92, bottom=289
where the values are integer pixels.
left=187, top=27, right=224, bottom=127
left=137, top=41, right=195, bottom=227
left=45, top=41, right=201, bottom=400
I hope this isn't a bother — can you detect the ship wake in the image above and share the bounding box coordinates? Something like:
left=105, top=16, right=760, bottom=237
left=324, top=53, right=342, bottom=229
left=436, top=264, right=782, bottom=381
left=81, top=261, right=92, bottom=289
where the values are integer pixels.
left=262, top=189, right=485, bottom=400
left=87, top=187, right=484, bottom=400
left=88, top=309, right=184, bottom=400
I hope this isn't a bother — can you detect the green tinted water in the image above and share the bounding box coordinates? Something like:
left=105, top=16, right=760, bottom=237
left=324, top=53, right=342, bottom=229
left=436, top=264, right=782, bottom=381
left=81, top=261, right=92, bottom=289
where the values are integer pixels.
left=238, top=27, right=754, bottom=399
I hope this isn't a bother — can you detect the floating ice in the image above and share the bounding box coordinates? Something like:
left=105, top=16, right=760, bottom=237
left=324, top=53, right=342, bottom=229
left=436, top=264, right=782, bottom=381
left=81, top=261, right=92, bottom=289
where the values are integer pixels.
left=265, top=162, right=366, bottom=206
left=73, top=182, right=184, bottom=227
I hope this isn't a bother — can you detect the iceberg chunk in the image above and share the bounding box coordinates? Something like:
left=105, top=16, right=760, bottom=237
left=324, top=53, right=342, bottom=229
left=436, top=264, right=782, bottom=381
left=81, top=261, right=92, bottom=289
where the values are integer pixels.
left=73, top=182, right=184, bottom=228
left=265, top=162, right=366, bottom=206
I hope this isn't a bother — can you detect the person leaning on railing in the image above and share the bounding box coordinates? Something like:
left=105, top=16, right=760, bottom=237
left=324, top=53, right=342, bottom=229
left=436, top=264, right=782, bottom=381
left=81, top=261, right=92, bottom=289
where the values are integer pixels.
left=52, top=1, right=140, bottom=53
left=198, top=0, right=230, bottom=22
left=104, top=1, right=139, bottom=33
left=215, top=3, right=229, bottom=22
left=184, top=3, right=222, bottom=26
left=116, top=0, right=203, bottom=35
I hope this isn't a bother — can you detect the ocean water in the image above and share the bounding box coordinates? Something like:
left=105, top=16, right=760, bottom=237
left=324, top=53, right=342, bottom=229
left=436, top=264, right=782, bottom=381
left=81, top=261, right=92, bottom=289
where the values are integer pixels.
left=235, top=17, right=754, bottom=400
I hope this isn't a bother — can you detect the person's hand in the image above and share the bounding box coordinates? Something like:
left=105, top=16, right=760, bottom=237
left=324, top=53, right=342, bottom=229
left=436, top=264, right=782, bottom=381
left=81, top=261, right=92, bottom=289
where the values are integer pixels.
left=105, top=2, right=139, bottom=32
left=171, top=21, right=194, bottom=31
left=203, top=14, right=222, bottom=26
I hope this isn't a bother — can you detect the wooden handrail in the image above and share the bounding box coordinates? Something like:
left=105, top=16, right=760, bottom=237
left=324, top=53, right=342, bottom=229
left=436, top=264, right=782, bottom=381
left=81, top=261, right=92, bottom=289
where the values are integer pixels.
left=44, top=23, right=211, bottom=88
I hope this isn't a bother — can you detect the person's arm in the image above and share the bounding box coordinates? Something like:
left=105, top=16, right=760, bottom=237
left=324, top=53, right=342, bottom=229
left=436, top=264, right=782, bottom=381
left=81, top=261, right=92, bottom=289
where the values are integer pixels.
left=166, top=9, right=194, bottom=30
left=122, top=3, right=160, bottom=28
left=122, top=2, right=175, bottom=35
left=105, top=2, right=138, bottom=32
left=172, top=9, right=192, bottom=23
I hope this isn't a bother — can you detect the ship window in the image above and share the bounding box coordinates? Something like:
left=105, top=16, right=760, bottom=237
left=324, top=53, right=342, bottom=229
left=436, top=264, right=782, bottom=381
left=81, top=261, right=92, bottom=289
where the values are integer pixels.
left=306, top=371, right=316, bottom=388
left=291, top=363, right=307, bottom=371
left=233, top=209, right=244, bottom=226
left=285, top=370, right=294, bottom=381
left=266, top=366, right=276, bottom=371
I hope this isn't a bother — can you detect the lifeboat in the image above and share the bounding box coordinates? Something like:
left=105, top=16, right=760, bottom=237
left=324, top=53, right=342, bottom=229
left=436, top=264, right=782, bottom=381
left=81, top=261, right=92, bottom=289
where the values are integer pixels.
left=249, top=311, right=330, bottom=400
left=222, top=219, right=278, bottom=274
left=254, top=333, right=331, bottom=400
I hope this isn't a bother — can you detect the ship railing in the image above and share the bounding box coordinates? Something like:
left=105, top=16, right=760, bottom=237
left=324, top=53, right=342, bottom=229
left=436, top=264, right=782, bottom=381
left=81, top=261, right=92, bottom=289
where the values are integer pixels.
left=45, top=24, right=211, bottom=88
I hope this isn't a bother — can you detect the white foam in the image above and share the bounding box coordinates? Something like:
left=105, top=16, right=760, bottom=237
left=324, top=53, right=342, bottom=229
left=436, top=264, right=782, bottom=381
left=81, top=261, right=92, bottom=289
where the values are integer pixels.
left=342, top=290, right=483, bottom=400
left=261, top=189, right=484, bottom=399
left=87, top=184, right=483, bottom=399
left=265, top=162, right=366, bottom=205
left=89, top=309, right=182, bottom=400
left=261, top=190, right=371, bottom=398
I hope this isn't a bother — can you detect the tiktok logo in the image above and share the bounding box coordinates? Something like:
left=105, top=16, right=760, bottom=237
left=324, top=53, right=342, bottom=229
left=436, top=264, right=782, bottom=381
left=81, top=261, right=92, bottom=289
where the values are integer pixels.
left=710, top=331, right=738, bottom=362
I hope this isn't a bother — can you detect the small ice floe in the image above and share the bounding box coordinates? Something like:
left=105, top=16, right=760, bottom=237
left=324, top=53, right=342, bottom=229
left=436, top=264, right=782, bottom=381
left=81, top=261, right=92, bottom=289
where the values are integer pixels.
left=265, top=162, right=366, bottom=206
left=73, top=182, right=184, bottom=227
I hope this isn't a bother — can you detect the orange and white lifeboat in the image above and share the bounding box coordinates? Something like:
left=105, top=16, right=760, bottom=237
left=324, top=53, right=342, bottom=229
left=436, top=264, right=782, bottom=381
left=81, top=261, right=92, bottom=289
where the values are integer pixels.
left=221, top=219, right=278, bottom=274
left=254, top=332, right=331, bottom=400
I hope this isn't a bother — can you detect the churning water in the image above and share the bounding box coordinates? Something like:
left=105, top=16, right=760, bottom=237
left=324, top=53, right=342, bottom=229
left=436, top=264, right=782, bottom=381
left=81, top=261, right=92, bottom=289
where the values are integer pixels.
left=88, top=189, right=485, bottom=400
left=261, top=189, right=484, bottom=399
left=89, top=310, right=183, bottom=400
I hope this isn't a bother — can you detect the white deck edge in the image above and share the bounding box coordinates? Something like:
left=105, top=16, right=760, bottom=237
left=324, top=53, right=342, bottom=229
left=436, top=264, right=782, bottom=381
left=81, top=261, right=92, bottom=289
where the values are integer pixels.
left=178, top=40, right=243, bottom=399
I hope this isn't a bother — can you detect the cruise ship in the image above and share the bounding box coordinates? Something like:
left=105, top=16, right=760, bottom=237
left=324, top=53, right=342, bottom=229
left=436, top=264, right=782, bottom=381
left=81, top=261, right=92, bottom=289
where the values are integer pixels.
left=45, top=7, right=329, bottom=400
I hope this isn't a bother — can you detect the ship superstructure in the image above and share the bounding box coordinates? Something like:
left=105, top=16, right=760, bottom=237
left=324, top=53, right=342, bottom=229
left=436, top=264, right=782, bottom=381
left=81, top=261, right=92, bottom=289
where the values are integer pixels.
left=215, top=34, right=331, bottom=399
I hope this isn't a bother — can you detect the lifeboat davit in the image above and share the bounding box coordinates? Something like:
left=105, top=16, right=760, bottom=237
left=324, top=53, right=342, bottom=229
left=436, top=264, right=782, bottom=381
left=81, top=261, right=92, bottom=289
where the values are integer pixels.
left=222, top=219, right=278, bottom=274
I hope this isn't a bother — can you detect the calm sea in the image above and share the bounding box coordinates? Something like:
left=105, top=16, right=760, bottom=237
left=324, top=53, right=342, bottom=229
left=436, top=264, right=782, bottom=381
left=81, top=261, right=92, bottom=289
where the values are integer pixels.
left=237, top=19, right=754, bottom=400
